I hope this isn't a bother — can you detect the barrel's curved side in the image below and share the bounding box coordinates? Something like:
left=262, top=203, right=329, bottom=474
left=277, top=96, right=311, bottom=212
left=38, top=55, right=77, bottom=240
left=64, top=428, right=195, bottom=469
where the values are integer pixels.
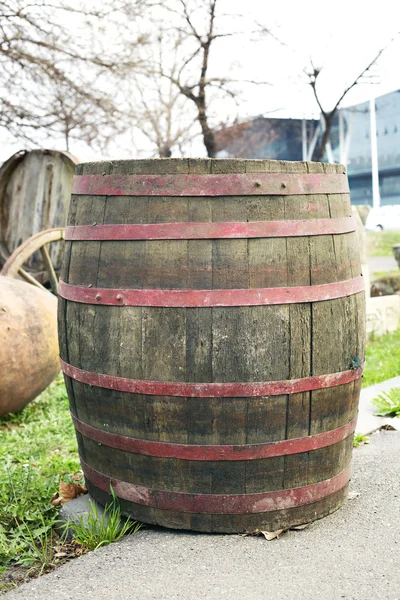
left=58, top=159, right=365, bottom=533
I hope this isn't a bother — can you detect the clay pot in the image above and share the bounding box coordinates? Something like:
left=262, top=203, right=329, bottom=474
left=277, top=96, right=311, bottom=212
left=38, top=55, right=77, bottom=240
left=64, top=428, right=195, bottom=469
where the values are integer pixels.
left=0, top=276, right=59, bottom=416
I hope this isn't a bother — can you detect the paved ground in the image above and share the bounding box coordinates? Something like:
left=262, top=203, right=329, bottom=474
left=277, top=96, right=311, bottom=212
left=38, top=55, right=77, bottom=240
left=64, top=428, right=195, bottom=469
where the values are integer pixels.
left=368, top=255, right=398, bottom=275
left=6, top=431, right=400, bottom=600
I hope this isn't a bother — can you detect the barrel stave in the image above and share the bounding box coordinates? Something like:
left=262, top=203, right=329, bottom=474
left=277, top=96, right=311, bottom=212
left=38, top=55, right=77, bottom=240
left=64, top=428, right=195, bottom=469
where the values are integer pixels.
left=62, top=378, right=359, bottom=445
left=85, top=479, right=348, bottom=533
left=60, top=302, right=363, bottom=382
left=75, top=432, right=352, bottom=494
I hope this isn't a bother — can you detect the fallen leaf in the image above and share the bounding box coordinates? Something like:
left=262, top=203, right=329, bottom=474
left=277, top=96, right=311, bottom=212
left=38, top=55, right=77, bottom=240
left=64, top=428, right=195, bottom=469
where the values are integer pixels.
left=51, top=480, right=87, bottom=505
left=242, top=529, right=262, bottom=537
left=260, top=529, right=285, bottom=540
left=60, top=480, right=87, bottom=501
left=54, top=540, right=87, bottom=560
left=246, top=522, right=310, bottom=540
left=348, top=491, right=360, bottom=500
left=50, top=492, right=63, bottom=506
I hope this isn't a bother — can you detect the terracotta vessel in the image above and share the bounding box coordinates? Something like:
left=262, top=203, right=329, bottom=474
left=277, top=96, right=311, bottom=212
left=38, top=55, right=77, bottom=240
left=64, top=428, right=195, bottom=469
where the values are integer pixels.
left=0, top=276, right=59, bottom=416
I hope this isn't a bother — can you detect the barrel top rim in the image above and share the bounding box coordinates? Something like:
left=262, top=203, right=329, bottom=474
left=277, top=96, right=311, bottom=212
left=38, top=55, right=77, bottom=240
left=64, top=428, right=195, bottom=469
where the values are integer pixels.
left=0, top=148, right=78, bottom=205
left=0, top=148, right=78, bottom=178
left=75, top=158, right=347, bottom=176
left=0, top=148, right=78, bottom=244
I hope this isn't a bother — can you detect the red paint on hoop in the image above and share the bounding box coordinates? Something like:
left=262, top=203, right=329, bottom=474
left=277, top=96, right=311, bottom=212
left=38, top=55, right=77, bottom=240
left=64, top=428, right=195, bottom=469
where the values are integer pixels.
left=81, top=460, right=351, bottom=513
left=65, top=217, right=355, bottom=241
left=72, top=172, right=349, bottom=197
left=72, top=414, right=357, bottom=460
left=58, top=276, right=364, bottom=307
left=60, top=359, right=362, bottom=398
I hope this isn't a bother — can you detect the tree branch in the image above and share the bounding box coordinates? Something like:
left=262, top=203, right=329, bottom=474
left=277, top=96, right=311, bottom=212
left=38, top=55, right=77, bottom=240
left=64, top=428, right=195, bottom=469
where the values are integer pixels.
left=333, top=44, right=389, bottom=111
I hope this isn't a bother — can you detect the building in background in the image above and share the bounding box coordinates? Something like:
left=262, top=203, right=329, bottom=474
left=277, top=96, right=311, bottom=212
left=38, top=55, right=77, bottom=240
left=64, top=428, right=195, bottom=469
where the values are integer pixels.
left=215, top=89, right=400, bottom=207
left=338, top=91, right=400, bottom=206
left=215, top=117, right=319, bottom=161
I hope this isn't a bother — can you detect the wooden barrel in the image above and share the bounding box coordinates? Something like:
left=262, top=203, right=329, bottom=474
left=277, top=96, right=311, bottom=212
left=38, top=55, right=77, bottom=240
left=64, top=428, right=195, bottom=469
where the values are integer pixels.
left=0, top=149, right=77, bottom=276
left=58, top=158, right=365, bottom=533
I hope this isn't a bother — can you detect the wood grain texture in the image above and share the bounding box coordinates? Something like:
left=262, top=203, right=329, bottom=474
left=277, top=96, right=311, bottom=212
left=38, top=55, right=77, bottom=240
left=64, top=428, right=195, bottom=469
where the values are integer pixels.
left=86, top=478, right=349, bottom=533
left=59, top=158, right=365, bottom=533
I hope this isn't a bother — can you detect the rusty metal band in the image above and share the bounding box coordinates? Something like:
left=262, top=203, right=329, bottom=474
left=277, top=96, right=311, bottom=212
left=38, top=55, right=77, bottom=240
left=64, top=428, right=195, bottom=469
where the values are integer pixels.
left=58, top=276, right=364, bottom=307
left=81, top=459, right=351, bottom=513
left=72, top=414, right=357, bottom=461
left=61, top=359, right=362, bottom=398
left=72, top=173, right=349, bottom=197
left=65, top=217, right=355, bottom=241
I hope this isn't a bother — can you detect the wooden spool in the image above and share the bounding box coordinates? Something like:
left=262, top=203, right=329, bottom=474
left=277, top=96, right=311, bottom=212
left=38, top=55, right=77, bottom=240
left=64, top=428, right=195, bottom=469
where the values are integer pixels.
left=0, top=149, right=77, bottom=278
left=58, top=158, right=365, bottom=533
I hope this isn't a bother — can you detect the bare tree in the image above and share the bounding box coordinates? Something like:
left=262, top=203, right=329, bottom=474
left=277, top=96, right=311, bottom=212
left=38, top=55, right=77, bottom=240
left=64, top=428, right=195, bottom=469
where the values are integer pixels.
left=41, top=85, right=122, bottom=153
left=129, top=32, right=198, bottom=157
left=214, top=117, right=280, bottom=158
left=143, top=0, right=242, bottom=158
left=0, top=0, right=146, bottom=150
left=305, top=46, right=388, bottom=161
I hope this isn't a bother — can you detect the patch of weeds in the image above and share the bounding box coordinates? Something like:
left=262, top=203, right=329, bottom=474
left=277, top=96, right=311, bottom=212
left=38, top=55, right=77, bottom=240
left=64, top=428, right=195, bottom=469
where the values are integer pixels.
left=12, top=517, right=58, bottom=577
left=373, top=388, right=400, bottom=417
left=367, top=231, right=400, bottom=257
left=0, top=376, right=80, bottom=574
left=1, top=375, right=142, bottom=590
left=372, top=270, right=400, bottom=279
left=353, top=433, right=369, bottom=447
left=363, top=328, right=400, bottom=387
left=61, top=488, right=142, bottom=552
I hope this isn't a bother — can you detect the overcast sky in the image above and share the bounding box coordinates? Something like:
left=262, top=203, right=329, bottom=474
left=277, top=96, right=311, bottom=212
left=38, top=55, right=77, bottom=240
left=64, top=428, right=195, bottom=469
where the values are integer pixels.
left=214, top=0, right=400, bottom=119
left=2, top=0, right=400, bottom=161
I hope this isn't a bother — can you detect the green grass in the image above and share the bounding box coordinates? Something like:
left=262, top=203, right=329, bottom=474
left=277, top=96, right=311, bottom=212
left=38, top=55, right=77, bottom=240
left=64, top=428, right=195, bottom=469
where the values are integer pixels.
left=367, top=231, right=400, bottom=257
left=0, top=376, right=142, bottom=581
left=372, top=388, right=400, bottom=417
left=363, top=328, right=400, bottom=387
left=60, top=488, right=142, bottom=551
left=0, top=376, right=80, bottom=571
left=372, top=270, right=399, bottom=279
left=353, top=433, right=369, bottom=447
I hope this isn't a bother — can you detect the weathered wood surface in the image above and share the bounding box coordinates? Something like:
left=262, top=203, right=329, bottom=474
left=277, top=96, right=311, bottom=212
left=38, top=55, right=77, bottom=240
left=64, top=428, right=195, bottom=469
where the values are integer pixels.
left=0, top=276, right=59, bottom=416
left=1, top=228, right=65, bottom=294
left=0, top=149, right=77, bottom=274
left=59, top=158, right=365, bottom=533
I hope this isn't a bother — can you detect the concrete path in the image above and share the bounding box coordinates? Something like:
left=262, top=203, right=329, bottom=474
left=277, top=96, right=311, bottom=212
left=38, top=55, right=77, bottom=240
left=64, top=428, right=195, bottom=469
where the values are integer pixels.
left=368, top=255, right=398, bottom=275
left=6, top=431, right=400, bottom=600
